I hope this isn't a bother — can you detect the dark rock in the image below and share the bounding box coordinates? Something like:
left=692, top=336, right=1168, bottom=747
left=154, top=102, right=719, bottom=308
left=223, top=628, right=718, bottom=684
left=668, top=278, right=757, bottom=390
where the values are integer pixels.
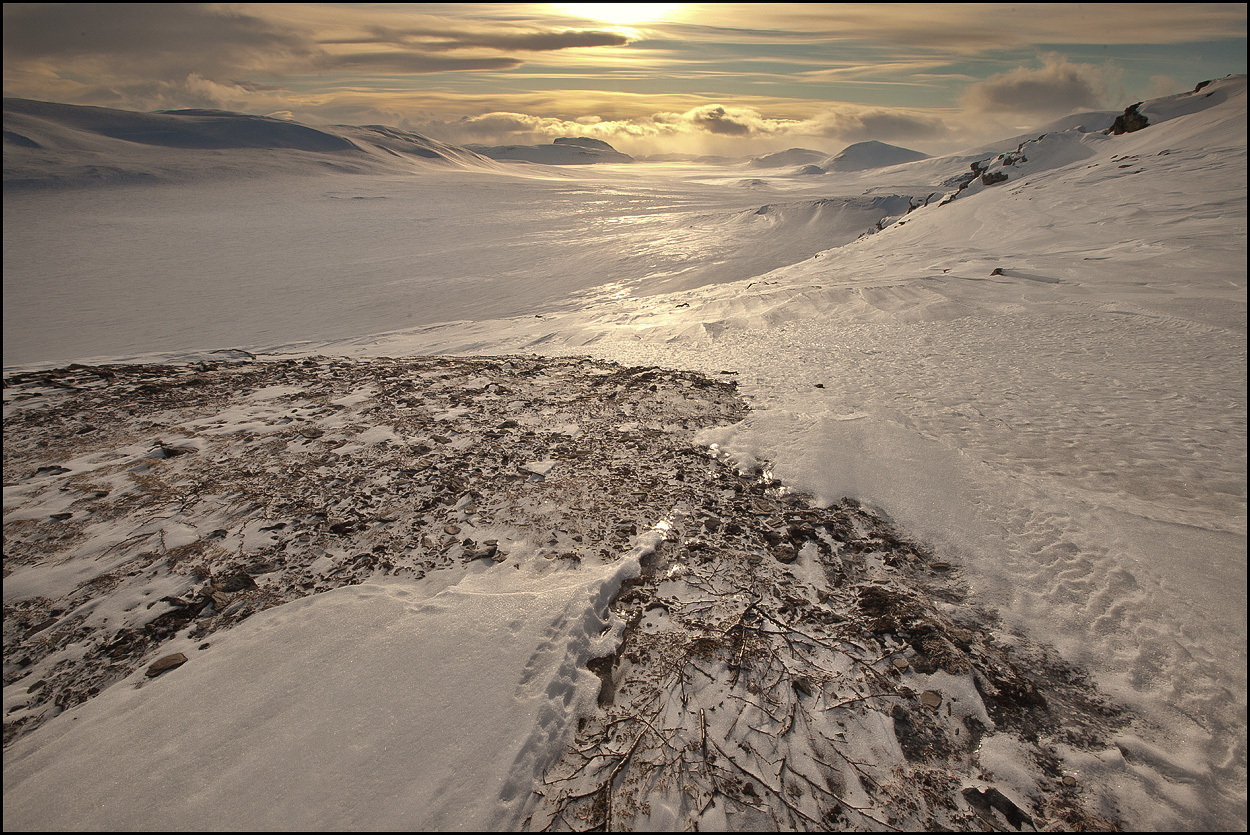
left=151, top=441, right=194, bottom=458
left=145, top=652, right=188, bottom=677
left=961, top=786, right=1034, bottom=830
left=980, top=171, right=1009, bottom=186
left=23, top=617, right=58, bottom=638
left=243, top=559, right=279, bottom=575
left=1109, top=103, right=1149, bottom=135
left=787, top=522, right=816, bottom=544
left=215, top=570, right=258, bottom=592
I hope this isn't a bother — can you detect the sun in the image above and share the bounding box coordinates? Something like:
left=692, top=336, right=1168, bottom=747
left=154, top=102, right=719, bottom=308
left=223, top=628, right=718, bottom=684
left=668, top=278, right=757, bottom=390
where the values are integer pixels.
left=556, top=4, right=684, bottom=26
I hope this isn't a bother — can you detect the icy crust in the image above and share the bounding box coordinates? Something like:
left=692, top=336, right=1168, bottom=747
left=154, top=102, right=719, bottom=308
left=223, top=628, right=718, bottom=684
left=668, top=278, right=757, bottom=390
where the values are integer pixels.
left=6, top=357, right=1126, bottom=830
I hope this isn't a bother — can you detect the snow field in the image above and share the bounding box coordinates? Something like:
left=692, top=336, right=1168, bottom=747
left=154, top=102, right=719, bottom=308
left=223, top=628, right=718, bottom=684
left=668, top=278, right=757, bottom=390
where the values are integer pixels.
left=3, top=75, right=1246, bottom=829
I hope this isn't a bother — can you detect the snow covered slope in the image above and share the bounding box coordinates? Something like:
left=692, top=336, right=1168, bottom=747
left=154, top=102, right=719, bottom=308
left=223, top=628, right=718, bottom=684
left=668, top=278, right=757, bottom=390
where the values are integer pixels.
left=747, top=147, right=830, bottom=168
left=289, top=76, right=1247, bottom=828
left=819, top=139, right=930, bottom=172
left=2, top=76, right=1246, bottom=830
left=2, top=97, right=495, bottom=189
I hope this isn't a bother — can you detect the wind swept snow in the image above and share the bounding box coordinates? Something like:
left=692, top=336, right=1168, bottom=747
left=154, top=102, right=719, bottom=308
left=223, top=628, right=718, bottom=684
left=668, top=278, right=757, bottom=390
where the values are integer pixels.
left=4, top=76, right=1247, bottom=831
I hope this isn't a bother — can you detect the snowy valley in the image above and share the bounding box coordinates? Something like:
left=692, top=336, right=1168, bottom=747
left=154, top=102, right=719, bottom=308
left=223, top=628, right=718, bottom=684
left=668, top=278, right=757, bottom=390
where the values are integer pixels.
left=3, top=76, right=1247, bottom=831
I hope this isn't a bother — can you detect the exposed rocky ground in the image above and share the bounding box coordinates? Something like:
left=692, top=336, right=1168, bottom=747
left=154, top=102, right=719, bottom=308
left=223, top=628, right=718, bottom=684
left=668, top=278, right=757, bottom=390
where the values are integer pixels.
left=4, top=355, right=1126, bottom=830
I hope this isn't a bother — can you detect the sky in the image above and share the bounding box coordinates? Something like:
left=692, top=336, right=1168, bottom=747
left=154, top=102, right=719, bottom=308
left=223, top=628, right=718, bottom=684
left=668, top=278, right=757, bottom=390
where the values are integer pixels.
left=3, top=3, right=1247, bottom=156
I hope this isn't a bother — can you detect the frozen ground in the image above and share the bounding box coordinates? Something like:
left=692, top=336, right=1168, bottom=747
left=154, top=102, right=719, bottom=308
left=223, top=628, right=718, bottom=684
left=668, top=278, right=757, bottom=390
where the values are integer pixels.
left=3, top=76, right=1247, bottom=830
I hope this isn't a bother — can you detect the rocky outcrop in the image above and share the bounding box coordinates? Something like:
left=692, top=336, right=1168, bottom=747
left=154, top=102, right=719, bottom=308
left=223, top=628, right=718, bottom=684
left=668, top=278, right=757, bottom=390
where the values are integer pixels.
left=1109, top=103, right=1149, bottom=135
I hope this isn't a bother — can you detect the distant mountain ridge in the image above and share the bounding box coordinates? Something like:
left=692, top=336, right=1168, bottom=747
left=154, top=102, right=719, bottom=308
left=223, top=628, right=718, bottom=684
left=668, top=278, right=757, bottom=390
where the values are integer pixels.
left=466, top=137, right=634, bottom=164
left=747, top=148, right=829, bottom=168
left=820, top=140, right=930, bottom=172
left=2, top=97, right=494, bottom=189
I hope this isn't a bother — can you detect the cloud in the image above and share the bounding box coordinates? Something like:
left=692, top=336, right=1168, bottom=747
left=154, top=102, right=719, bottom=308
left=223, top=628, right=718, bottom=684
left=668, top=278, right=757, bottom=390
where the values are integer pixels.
left=801, top=107, right=952, bottom=144
left=64, top=74, right=293, bottom=115
left=1145, top=74, right=1183, bottom=99
left=408, top=101, right=954, bottom=157
left=3, top=4, right=1238, bottom=158
left=331, top=26, right=630, bottom=52
left=961, top=53, right=1123, bottom=118
left=326, top=52, right=523, bottom=74
left=688, top=105, right=762, bottom=136
left=2, top=3, right=315, bottom=75
left=658, top=4, right=1246, bottom=52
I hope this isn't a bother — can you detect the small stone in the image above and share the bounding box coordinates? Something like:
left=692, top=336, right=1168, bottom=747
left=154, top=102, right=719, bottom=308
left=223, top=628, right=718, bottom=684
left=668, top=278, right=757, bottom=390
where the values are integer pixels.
left=244, top=560, right=278, bottom=576
left=216, top=571, right=258, bottom=592
left=145, top=653, right=188, bottom=677
left=773, top=544, right=798, bottom=564
left=920, top=690, right=942, bottom=709
left=444, top=523, right=461, bottom=535
left=892, top=656, right=910, bottom=670
left=24, top=617, right=58, bottom=638
left=1062, top=775, right=1077, bottom=787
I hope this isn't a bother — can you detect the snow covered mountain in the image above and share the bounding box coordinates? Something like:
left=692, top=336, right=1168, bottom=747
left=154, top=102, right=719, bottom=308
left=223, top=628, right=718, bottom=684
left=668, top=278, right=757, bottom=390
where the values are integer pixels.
left=818, top=139, right=930, bottom=172
left=3, top=76, right=1246, bottom=831
left=466, top=135, right=635, bottom=164
left=2, top=97, right=495, bottom=189
left=747, top=147, right=830, bottom=168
